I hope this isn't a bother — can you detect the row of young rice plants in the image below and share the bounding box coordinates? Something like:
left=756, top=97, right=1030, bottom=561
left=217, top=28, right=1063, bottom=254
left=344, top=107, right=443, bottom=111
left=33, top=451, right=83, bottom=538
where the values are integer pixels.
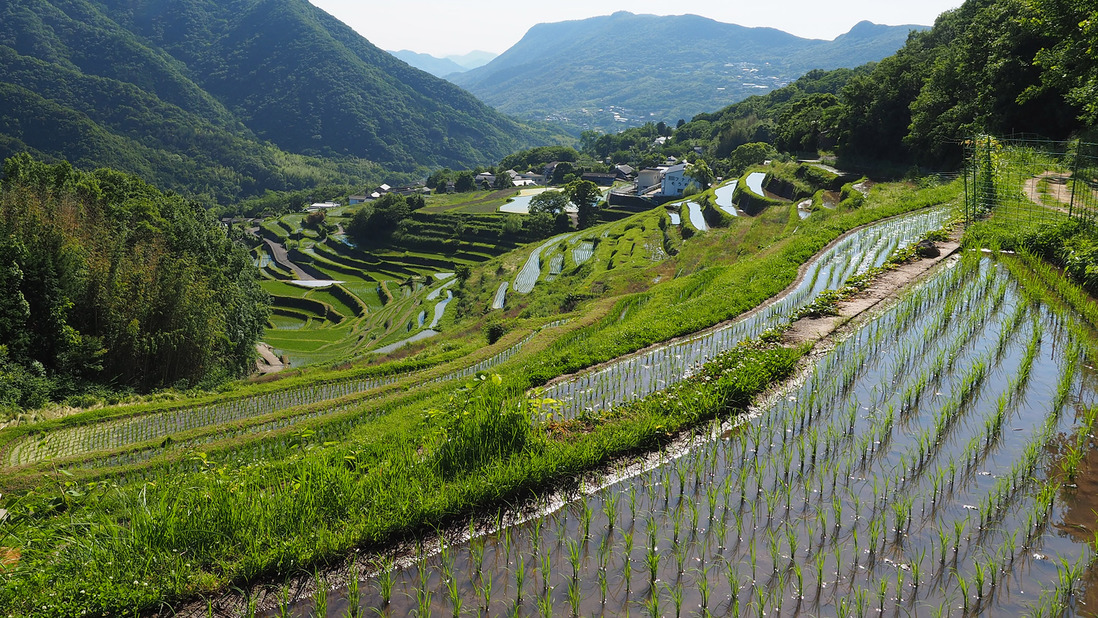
left=540, top=206, right=952, bottom=419
left=301, top=250, right=1098, bottom=617
left=0, top=320, right=573, bottom=473
left=572, top=239, right=595, bottom=265
left=514, top=233, right=576, bottom=294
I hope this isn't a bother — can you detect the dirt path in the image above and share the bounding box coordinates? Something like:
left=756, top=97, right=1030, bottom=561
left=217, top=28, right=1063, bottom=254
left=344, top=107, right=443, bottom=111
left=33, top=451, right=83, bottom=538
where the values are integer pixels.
left=1023, top=171, right=1073, bottom=214
left=783, top=237, right=962, bottom=345
left=263, top=238, right=313, bottom=280
left=254, top=343, right=286, bottom=374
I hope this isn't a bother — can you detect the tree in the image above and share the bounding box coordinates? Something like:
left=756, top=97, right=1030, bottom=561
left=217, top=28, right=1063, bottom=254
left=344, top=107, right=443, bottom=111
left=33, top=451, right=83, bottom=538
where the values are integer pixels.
left=525, top=212, right=554, bottom=239
left=551, top=162, right=575, bottom=185
left=454, top=264, right=472, bottom=284
left=426, top=169, right=452, bottom=190
left=501, top=214, right=523, bottom=237
left=529, top=190, right=569, bottom=215
left=454, top=171, right=476, bottom=193
left=554, top=212, right=572, bottom=234
left=347, top=194, right=409, bottom=244
left=493, top=172, right=514, bottom=190
left=0, top=155, right=269, bottom=397
left=565, top=180, right=601, bottom=229
left=686, top=159, right=714, bottom=191
left=1029, top=0, right=1098, bottom=124
left=728, top=143, right=775, bottom=175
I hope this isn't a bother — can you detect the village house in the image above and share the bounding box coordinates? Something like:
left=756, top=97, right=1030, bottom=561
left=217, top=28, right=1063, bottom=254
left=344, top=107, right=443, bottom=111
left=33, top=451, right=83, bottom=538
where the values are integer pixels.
left=614, top=164, right=635, bottom=181
left=581, top=172, right=617, bottom=186
left=627, top=162, right=699, bottom=200
left=635, top=167, right=665, bottom=196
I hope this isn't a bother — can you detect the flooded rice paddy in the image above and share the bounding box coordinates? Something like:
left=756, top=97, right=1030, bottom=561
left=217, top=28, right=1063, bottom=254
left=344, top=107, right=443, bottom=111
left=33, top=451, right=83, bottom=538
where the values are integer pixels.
left=284, top=251, right=1098, bottom=617
left=540, top=208, right=951, bottom=419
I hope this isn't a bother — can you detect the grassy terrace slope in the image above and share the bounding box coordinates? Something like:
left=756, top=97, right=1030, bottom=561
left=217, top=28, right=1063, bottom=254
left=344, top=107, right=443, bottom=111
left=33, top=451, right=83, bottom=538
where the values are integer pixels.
left=253, top=194, right=530, bottom=366
left=0, top=171, right=964, bottom=614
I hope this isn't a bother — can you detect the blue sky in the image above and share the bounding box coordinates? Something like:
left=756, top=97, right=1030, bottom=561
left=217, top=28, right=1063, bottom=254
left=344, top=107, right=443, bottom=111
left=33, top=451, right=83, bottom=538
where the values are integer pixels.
left=309, top=0, right=962, bottom=57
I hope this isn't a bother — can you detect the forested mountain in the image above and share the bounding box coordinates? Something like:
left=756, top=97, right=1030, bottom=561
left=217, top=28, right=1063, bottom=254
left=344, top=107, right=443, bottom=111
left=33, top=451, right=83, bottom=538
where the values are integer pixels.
left=621, top=0, right=1093, bottom=170
left=388, top=50, right=498, bottom=77
left=0, top=0, right=559, bottom=202
left=451, top=12, right=926, bottom=133
left=447, top=51, right=498, bottom=71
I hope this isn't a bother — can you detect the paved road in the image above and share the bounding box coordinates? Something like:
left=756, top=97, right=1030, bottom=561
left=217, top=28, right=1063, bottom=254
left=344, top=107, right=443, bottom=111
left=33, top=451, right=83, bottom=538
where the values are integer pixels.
left=263, top=238, right=313, bottom=280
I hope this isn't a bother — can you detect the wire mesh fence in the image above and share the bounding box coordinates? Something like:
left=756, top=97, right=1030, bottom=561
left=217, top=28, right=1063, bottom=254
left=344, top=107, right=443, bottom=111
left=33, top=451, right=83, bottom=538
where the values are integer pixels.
left=964, top=134, right=1098, bottom=228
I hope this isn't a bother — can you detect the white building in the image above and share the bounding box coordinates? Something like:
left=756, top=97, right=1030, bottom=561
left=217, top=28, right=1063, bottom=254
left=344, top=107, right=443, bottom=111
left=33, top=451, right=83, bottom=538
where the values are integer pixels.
left=636, top=168, right=665, bottom=195
left=660, top=163, right=695, bottom=197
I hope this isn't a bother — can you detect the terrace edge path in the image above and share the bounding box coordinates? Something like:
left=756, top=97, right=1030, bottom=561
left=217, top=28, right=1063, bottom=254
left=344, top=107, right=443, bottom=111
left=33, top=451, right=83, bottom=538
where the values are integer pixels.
left=783, top=236, right=963, bottom=345
left=540, top=209, right=952, bottom=392
left=263, top=238, right=313, bottom=281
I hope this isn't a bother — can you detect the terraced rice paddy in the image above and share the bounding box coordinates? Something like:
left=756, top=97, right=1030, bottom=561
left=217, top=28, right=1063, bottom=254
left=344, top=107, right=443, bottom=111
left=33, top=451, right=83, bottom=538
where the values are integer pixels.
left=715, top=180, right=740, bottom=215
left=514, top=234, right=576, bottom=294
left=492, top=281, right=509, bottom=310
left=746, top=172, right=768, bottom=196
left=2, top=319, right=571, bottom=469
left=429, top=291, right=453, bottom=328
left=4, top=376, right=402, bottom=466
left=687, top=202, right=710, bottom=231
left=572, top=240, right=595, bottom=265
left=299, top=250, right=1098, bottom=618
left=541, top=207, right=951, bottom=418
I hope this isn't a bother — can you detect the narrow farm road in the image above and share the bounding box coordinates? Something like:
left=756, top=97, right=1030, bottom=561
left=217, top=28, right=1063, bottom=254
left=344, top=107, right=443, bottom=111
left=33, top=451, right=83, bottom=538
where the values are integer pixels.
left=263, top=238, right=313, bottom=280
left=1023, top=171, right=1073, bottom=214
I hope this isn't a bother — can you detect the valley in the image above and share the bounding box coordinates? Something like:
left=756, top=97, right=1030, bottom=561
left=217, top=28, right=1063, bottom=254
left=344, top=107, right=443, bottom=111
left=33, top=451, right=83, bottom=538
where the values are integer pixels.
left=1, top=0, right=1098, bottom=616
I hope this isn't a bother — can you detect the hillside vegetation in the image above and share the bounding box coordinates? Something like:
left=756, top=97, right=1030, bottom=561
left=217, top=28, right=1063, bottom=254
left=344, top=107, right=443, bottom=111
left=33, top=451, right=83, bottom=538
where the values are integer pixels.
left=452, top=12, right=924, bottom=133
left=642, top=0, right=1095, bottom=170
left=0, top=154, right=269, bottom=414
left=0, top=0, right=562, bottom=202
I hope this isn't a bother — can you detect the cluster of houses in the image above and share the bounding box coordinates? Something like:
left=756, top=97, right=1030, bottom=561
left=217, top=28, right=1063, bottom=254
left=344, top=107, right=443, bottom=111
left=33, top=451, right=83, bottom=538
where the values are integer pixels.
left=298, top=157, right=694, bottom=213
left=608, top=158, right=699, bottom=206
left=347, top=183, right=429, bottom=205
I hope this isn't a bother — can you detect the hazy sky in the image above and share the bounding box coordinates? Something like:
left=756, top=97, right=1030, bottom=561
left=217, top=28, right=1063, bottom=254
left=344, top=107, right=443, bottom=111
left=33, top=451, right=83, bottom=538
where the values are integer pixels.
left=308, top=0, right=962, bottom=57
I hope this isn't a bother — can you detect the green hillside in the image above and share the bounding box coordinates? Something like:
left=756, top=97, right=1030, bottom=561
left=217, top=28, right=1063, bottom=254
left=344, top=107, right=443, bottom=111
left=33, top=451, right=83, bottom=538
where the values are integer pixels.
left=0, top=0, right=562, bottom=202
left=590, top=0, right=1093, bottom=173
left=451, top=12, right=925, bottom=133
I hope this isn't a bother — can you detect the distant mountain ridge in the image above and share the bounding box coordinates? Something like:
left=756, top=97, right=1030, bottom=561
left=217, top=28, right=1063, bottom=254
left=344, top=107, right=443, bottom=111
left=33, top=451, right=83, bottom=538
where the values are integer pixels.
left=389, top=49, right=497, bottom=77
left=452, top=12, right=928, bottom=133
left=0, top=0, right=555, bottom=201
left=389, top=50, right=468, bottom=77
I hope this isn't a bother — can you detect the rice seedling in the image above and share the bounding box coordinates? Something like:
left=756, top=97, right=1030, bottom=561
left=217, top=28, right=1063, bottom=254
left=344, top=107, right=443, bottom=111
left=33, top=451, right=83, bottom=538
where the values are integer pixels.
left=313, top=570, right=328, bottom=617
left=446, top=569, right=463, bottom=617
left=514, top=555, right=525, bottom=602
left=566, top=577, right=582, bottom=616
left=346, top=558, right=361, bottom=618
left=375, top=558, right=394, bottom=605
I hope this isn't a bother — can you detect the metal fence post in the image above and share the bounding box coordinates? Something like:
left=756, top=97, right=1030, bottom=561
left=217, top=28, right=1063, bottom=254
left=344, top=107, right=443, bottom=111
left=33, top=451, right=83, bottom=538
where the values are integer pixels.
left=1068, top=139, right=1079, bottom=220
